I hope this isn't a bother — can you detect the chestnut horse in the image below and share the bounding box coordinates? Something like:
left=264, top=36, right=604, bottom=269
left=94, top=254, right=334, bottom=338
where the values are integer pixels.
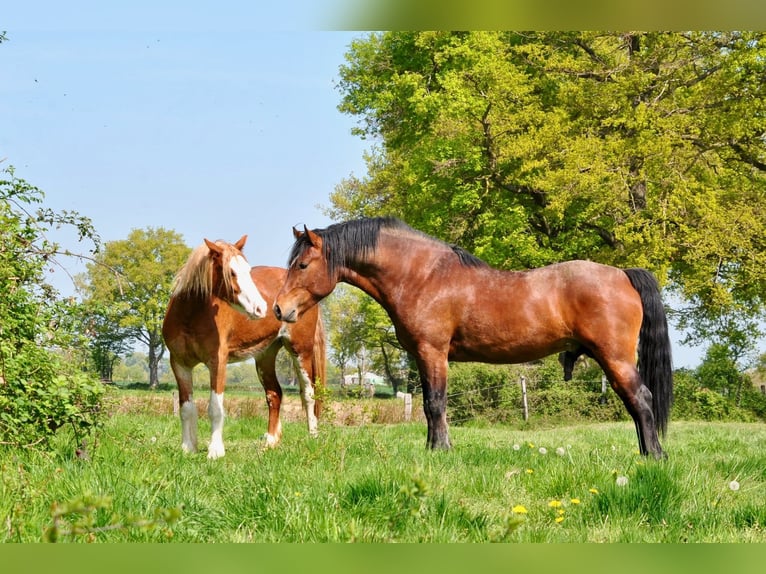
left=274, top=217, right=673, bottom=458
left=162, top=236, right=326, bottom=459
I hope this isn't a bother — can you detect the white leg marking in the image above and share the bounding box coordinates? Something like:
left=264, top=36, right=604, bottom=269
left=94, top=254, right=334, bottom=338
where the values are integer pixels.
left=180, top=399, right=198, bottom=453
left=207, top=391, right=226, bottom=459
left=295, top=366, right=318, bottom=438
left=262, top=419, right=282, bottom=448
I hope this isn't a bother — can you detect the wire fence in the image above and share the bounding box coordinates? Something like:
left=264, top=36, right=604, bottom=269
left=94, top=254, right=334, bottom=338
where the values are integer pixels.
left=390, top=375, right=612, bottom=427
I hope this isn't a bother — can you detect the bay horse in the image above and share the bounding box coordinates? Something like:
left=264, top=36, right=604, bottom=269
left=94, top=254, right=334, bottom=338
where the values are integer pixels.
left=274, top=217, right=673, bottom=458
left=162, top=236, right=326, bottom=459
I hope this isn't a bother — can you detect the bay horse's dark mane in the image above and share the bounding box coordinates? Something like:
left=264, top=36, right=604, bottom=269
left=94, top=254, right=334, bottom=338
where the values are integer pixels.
left=289, top=216, right=488, bottom=275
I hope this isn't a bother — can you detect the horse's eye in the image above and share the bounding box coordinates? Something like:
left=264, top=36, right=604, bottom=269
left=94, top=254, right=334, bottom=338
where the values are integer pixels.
left=299, top=262, right=308, bottom=270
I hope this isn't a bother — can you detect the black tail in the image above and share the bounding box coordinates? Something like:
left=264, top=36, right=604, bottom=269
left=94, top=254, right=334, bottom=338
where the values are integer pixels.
left=623, top=268, right=674, bottom=436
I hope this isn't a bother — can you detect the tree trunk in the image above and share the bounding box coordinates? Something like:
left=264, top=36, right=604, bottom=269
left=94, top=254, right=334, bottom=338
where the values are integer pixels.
left=148, top=333, right=164, bottom=389
left=380, top=343, right=401, bottom=394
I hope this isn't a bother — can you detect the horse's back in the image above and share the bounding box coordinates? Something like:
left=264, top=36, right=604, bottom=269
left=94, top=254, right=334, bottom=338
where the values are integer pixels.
left=443, top=260, right=642, bottom=363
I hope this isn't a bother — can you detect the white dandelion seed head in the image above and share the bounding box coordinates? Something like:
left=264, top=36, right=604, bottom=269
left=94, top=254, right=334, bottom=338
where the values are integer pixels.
left=616, top=475, right=629, bottom=487
left=729, top=480, right=740, bottom=492
left=538, top=447, right=547, bottom=455
left=556, top=447, right=566, bottom=456
left=513, top=444, right=521, bottom=451
left=150, top=436, right=157, bottom=443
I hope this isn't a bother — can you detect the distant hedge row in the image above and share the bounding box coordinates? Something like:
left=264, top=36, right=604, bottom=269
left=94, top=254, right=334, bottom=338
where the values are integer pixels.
left=445, top=358, right=766, bottom=427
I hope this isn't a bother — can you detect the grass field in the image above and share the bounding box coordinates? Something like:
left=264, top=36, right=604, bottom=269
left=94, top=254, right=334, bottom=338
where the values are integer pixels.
left=2, top=390, right=765, bottom=543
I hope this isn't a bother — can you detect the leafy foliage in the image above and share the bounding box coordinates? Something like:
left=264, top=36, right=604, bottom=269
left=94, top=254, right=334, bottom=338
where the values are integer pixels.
left=331, top=31, right=766, bottom=347
left=446, top=359, right=628, bottom=427
left=1, top=166, right=105, bottom=448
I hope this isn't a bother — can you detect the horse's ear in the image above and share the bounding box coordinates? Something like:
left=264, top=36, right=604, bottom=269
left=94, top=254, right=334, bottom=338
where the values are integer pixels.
left=204, top=238, right=222, bottom=257
left=305, top=226, right=322, bottom=248
left=292, top=226, right=304, bottom=240
left=234, top=235, right=247, bottom=252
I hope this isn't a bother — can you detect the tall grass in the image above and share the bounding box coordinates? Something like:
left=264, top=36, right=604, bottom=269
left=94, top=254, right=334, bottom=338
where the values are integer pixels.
left=2, top=393, right=765, bottom=542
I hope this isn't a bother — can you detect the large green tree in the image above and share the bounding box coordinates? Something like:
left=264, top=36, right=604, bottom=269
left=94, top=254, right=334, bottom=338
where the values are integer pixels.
left=78, top=227, right=190, bottom=388
left=330, top=31, right=766, bottom=349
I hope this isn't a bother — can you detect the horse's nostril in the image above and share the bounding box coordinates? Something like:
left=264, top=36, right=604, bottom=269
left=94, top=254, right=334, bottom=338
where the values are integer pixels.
left=273, top=304, right=282, bottom=321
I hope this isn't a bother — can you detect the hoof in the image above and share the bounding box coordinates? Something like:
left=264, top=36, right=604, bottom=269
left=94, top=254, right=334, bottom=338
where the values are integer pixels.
left=262, top=433, right=280, bottom=448
left=207, top=442, right=226, bottom=459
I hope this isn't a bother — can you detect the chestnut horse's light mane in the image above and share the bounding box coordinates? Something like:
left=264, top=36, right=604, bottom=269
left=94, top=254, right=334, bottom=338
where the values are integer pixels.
left=171, top=241, right=234, bottom=299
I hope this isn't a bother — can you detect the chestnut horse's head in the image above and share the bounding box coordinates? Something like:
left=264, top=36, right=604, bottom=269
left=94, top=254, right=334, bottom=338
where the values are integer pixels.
left=200, top=235, right=269, bottom=319
left=274, top=226, right=336, bottom=323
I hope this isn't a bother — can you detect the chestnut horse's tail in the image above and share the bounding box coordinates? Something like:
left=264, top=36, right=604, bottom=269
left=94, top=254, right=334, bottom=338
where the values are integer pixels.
left=623, top=268, right=674, bottom=436
left=312, top=311, right=327, bottom=419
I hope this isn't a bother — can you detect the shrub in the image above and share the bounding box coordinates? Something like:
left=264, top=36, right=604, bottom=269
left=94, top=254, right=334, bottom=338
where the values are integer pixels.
left=671, top=368, right=756, bottom=422
left=446, top=361, right=626, bottom=427
left=1, top=167, right=106, bottom=449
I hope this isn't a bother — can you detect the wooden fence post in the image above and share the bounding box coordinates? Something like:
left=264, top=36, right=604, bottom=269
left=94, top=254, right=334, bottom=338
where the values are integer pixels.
left=396, top=391, right=413, bottom=421
left=520, top=375, right=529, bottom=421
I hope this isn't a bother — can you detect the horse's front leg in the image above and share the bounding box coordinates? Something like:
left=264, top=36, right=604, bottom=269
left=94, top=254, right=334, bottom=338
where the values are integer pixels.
left=171, top=359, right=198, bottom=454
left=207, top=358, right=228, bottom=459
left=255, top=351, right=283, bottom=447
left=416, top=349, right=451, bottom=450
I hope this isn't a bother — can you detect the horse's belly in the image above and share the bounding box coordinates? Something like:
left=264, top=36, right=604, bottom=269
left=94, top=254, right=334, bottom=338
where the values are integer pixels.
left=227, top=341, right=274, bottom=362
left=448, top=333, right=575, bottom=364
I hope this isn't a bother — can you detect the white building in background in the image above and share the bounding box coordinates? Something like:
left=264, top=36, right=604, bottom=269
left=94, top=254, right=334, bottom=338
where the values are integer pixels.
left=342, top=372, right=386, bottom=387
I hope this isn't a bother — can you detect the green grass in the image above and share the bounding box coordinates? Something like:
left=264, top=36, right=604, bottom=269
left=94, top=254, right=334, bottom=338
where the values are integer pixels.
left=2, top=395, right=766, bottom=542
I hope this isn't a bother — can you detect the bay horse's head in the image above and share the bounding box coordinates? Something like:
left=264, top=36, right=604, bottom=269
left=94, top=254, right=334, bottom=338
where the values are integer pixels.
left=274, top=226, right=335, bottom=323
left=203, top=235, right=269, bottom=320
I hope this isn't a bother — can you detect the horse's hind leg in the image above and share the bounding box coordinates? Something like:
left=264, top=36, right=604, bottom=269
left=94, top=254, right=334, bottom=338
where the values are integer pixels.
left=601, top=358, right=664, bottom=458
left=255, top=349, right=283, bottom=447
left=170, top=357, right=198, bottom=454
left=290, top=351, right=318, bottom=438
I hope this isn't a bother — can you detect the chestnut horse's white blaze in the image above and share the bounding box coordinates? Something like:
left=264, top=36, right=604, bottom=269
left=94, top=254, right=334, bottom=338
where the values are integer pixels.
left=229, top=253, right=269, bottom=320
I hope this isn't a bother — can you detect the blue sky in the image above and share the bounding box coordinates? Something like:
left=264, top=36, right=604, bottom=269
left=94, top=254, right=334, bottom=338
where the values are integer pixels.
left=2, top=4, right=726, bottom=367
left=2, top=5, right=367, bottom=284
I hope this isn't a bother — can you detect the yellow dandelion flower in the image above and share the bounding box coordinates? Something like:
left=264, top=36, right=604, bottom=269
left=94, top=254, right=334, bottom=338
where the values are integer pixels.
left=555, top=516, right=565, bottom=523
left=570, top=498, right=581, bottom=504
left=589, top=488, right=599, bottom=495
left=512, top=505, right=528, bottom=514
left=526, top=468, right=534, bottom=474
left=548, top=500, right=563, bottom=508
left=528, top=443, right=535, bottom=448
left=557, top=509, right=565, bottom=515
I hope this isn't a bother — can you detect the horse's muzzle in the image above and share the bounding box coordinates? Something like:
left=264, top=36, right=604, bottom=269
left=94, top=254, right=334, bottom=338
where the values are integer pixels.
left=273, top=304, right=297, bottom=323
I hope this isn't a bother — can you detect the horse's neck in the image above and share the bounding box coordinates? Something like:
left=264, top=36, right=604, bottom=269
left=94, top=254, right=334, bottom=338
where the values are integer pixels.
left=338, top=235, right=447, bottom=310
